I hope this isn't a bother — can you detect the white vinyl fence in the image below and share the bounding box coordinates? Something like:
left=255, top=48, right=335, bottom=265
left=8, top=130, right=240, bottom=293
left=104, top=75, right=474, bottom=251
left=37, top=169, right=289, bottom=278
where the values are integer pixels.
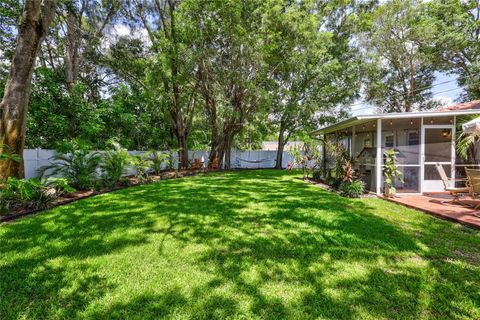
left=23, top=149, right=297, bottom=179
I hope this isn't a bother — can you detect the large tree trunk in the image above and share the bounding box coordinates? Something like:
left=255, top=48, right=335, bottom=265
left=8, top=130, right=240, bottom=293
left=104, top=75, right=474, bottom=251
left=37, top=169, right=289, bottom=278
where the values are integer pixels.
left=275, top=125, right=287, bottom=169
left=176, top=132, right=189, bottom=170
left=222, top=133, right=234, bottom=170
left=65, top=11, right=81, bottom=90
left=0, top=0, right=56, bottom=179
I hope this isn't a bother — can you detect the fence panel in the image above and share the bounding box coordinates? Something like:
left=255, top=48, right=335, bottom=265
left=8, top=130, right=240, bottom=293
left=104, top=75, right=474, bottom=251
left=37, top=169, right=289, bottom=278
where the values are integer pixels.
left=22, top=149, right=297, bottom=178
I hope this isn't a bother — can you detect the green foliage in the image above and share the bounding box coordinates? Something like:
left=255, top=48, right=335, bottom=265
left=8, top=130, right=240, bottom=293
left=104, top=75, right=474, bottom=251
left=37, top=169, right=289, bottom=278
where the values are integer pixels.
left=100, top=141, right=130, bottom=187
left=130, top=154, right=153, bottom=181
left=166, top=149, right=180, bottom=171
left=0, top=177, right=56, bottom=213
left=25, top=68, right=172, bottom=150
left=383, top=148, right=403, bottom=192
left=323, top=137, right=349, bottom=180
left=456, top=115, right=480, bottom=161
left=339, top=179, right=365, bottom=198
left=263, top=0, right=359, bottom=148
left=27, top=68, right=105, bottom=148
left=425, top=0, right=480, bottom=100
left=312, top=170, right=322, bottom=181
left=38, top=140, right=101, bottom=190
left=43, top=177, right=76, bottom=196
left=290, top=136, right=322, bottom=179
left=361, top=0, right=440, bottom=112
left=325, top=174, right=342, bottom=190
left=0, top=144, right=21, bottom=163
left=149, top=151, right=169, bottom=175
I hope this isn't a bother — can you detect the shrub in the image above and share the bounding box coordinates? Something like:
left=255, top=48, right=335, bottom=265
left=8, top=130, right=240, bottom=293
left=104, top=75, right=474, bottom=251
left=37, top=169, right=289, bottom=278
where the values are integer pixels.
left=150, top=151, right=169, bottom=174
left=100, top=141, right=130, bottom=187
left=0, top=178, right=56, bottom=213
left=383, top=148, right=403, bottom=197
left=166, top=149, right=179, bottom=170
left=38, top=140, right=101, bottom=190
left=312, top=170, right=322, bottom=181
left=339, top=180, right=365, bottom=198
left=329, top=177, right=342, bottom=189
left=43, top=177, right=76, bottom=196
left=130, top=154, right=153, bottom=181
left=342, top=160, right=355, bottom=182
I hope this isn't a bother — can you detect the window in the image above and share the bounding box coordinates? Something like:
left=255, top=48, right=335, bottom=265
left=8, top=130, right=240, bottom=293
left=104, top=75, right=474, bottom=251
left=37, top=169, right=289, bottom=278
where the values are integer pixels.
left=364, top=138, right=371, bottom=148
left=407, top=131, right=419, bottom=146
left=384, top=135, right=394, bottom=148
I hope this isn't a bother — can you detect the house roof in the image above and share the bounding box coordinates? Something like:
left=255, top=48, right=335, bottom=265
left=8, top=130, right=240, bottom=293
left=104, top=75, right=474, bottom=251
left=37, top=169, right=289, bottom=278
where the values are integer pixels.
left=312, top=107, right=480, bottom=135
left=435, top=100, right=480, bottom=111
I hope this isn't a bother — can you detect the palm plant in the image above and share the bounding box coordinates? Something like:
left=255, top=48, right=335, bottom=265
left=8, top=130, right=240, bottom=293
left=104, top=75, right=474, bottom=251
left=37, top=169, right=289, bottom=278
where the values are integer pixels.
left=38, top=140, right=101, bottom=190
left=457, top=115, right=480, bottom=162
left=100, top=141, right=130, bottom=187
left=149, top=151, right=169, bottom=175
left=130, top=154, right=153, bottom=181
left=0, top=177, right=56, bottom=212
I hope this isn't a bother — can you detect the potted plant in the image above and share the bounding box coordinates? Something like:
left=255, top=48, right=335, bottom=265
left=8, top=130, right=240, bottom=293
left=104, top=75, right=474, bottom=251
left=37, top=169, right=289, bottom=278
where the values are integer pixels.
left=383, top=148, right=403, bottom=198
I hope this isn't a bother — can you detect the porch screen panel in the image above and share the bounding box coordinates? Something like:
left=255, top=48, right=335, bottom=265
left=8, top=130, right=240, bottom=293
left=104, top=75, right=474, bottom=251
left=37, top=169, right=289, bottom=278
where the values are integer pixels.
left=352, top=121, right=377, bottom=192
left=424, top=129, right=452, bottom=163
left=381, top=118, right=421, bottom=193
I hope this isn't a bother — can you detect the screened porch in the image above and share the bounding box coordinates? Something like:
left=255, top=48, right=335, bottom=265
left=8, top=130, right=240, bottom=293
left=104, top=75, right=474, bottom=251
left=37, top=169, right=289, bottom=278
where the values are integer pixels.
left=316, top=110, right=480, bottom=195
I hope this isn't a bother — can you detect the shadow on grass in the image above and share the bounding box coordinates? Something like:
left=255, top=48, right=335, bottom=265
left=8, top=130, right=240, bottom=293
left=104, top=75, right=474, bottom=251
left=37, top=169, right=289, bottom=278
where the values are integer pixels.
left=1, top=170, right=479, bottom=319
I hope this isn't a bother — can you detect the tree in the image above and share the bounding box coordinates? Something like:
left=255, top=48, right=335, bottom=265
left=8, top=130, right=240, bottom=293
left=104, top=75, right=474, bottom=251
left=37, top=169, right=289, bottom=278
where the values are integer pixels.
left=59, top=0, right=118, bottom=90
left=193, top=0, right=266, bottom=168
left=0, top=0, right=56, bottom=179
left=361, top=0, right=439, bottom=113
left=0, top=0, right=22, bottom=80
left=426, top=0, right=480, bottom=101
left=118, top=0, right=200, bottom=169
left=262, top=0, right=360, bottom=168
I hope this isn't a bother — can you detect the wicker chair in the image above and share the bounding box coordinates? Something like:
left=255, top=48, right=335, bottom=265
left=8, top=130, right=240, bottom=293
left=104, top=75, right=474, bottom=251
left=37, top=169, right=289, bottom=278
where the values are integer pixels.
left=435, top=163, right=470, bottom=205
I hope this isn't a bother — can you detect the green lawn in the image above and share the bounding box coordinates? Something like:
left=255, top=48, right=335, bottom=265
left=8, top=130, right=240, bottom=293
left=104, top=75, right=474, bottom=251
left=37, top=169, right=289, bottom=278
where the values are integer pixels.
left=1, top=170, right=479, bottom=319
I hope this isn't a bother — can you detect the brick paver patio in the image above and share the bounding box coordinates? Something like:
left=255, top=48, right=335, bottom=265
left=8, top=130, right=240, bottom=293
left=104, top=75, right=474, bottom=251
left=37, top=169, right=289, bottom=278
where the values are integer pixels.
left=383, top=193, right=480, bottom=229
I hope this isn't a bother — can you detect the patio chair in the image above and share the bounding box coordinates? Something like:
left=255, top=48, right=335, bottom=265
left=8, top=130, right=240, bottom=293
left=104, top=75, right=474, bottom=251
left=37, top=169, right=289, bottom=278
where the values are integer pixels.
left=435, top=163, right=470, bottom=206
left=465, top=168, right=480, bottom=210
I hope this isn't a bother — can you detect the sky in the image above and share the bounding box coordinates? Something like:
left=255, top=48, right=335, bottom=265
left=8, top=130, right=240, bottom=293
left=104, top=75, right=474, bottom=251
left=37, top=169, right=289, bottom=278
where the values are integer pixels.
left=350, top=72, right=462, bottom=116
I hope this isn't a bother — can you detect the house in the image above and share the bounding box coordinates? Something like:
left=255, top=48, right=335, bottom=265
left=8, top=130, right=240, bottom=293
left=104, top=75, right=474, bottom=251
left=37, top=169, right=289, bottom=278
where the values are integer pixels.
left=312, top=101, right=480, bottom=195
left=261, top=141, right=304, bottom=151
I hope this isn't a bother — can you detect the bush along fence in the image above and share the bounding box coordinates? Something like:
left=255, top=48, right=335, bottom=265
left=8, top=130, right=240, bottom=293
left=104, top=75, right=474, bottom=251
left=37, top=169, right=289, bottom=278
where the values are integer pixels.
left=23, top=149, right=297, bottom=179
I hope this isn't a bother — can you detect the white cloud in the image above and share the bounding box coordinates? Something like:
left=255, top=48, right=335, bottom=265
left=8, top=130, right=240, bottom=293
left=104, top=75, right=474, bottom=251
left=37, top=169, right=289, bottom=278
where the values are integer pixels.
left=101, top=23, right=152, bottom=51
left=113, top=24, right=131, bottom=37
left=432, top=95, right=453, bottom=107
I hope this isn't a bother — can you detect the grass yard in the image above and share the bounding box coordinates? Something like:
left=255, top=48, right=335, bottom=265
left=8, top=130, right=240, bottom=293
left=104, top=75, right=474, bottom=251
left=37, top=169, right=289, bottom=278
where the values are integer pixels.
left=1, top=170, right=479, bottom=319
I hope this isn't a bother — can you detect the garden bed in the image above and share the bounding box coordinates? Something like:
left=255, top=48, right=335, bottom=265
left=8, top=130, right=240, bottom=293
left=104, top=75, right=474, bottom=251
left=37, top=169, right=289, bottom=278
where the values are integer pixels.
left=0, top=169, right=219, bottom=223
left=305, top=177, right=377, bottom=198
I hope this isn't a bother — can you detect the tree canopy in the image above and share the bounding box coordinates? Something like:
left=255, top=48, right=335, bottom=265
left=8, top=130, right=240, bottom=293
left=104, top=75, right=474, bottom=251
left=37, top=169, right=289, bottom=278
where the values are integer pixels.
left=1, top=0, right=479, bottom=175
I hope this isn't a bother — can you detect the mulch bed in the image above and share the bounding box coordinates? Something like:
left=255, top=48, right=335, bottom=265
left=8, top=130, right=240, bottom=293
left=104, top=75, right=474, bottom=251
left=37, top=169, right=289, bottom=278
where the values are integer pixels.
left=0, top=169, right=221, bottom=224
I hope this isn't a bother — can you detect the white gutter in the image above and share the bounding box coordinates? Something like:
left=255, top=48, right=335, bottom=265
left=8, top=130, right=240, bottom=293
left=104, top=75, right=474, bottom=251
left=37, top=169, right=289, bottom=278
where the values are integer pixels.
left=312, top=109, right=480, bottom=135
